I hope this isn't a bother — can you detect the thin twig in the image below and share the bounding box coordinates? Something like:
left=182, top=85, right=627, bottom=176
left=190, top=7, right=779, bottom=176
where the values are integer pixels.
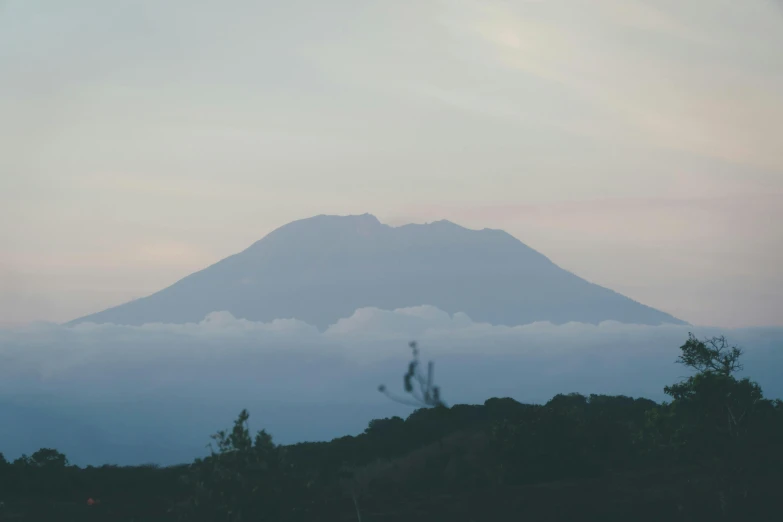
left=351, top=492, right=362, bottom=522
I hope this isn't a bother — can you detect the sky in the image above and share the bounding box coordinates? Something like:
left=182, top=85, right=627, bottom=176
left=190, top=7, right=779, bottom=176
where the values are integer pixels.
left=1, top=0, right=782, bottom=328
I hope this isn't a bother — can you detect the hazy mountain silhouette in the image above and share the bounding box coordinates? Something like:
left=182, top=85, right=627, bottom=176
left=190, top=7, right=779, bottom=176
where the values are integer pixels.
left=68, top=214, right=686, bottom=328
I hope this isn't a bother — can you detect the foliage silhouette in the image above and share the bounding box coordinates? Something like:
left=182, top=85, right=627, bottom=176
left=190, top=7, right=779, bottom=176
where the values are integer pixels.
left=0, top=334, right=781, bottom=521
left=378, top=341, right=446, bottom=408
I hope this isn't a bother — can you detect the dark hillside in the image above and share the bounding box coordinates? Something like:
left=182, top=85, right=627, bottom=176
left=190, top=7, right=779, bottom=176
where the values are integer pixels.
left=1, top=334, right=780, bottom=521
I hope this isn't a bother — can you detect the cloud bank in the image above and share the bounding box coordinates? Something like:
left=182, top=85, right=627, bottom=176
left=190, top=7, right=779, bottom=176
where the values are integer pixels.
left=1, top=306, right=781, bottom=465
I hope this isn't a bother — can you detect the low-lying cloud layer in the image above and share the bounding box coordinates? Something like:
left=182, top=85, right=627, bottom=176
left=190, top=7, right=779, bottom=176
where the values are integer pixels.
left=2, top=306, right=781, bottom=466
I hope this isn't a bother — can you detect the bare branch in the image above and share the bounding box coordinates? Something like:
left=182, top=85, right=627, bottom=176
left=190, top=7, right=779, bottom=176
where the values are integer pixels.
left=676, top=333, right=743, bottom=377
left=378, top=341, right=447, bottom=408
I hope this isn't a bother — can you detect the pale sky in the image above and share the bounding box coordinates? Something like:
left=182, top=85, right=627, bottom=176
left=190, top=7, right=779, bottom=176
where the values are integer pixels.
left=1, top=0, right=782, bottom=328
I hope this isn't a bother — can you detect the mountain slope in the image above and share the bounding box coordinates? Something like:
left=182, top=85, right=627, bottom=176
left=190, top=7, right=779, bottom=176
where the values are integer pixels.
left=68, top=214, right=686, bottom=328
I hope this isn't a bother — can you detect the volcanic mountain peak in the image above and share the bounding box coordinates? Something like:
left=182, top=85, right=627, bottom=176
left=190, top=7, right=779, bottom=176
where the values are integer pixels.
left=69, top=214, right=686, bottom=329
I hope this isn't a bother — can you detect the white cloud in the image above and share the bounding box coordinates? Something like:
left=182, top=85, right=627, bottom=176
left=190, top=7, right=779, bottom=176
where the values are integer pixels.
left=1, top=306, right=780, bottom=395
left=324, top=305, right=474, bottom=340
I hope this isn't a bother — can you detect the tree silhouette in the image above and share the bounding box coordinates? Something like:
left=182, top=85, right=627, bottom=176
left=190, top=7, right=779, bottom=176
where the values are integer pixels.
left=378, top=341, right=446, bottom=408
left=29, top=448, right=69, bottom=469
left=1, top=333, right=781, bottom=521
left=674, top=333, right=743, bottom=376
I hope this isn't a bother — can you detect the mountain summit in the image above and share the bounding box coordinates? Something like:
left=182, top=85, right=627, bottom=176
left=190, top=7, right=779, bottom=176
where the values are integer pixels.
left=69, top=214, right=685, bottom=328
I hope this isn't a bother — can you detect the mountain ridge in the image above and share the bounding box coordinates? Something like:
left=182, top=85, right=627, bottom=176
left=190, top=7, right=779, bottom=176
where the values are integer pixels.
left=67, top=213, right=686, bottom=328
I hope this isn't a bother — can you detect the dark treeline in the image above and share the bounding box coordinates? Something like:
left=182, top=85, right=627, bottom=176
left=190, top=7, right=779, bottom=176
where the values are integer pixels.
left=1, top=334, right=782, bottom=521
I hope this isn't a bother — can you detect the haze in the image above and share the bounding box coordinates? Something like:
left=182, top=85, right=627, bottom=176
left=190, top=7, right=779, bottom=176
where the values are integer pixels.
left=3, top=309, right=783, bottom=465
left=1, top=0, right=782, bottom=328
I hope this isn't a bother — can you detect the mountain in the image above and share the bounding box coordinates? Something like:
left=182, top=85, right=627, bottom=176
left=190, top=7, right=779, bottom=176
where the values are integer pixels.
left=68, top=213, right=686, bottom=328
